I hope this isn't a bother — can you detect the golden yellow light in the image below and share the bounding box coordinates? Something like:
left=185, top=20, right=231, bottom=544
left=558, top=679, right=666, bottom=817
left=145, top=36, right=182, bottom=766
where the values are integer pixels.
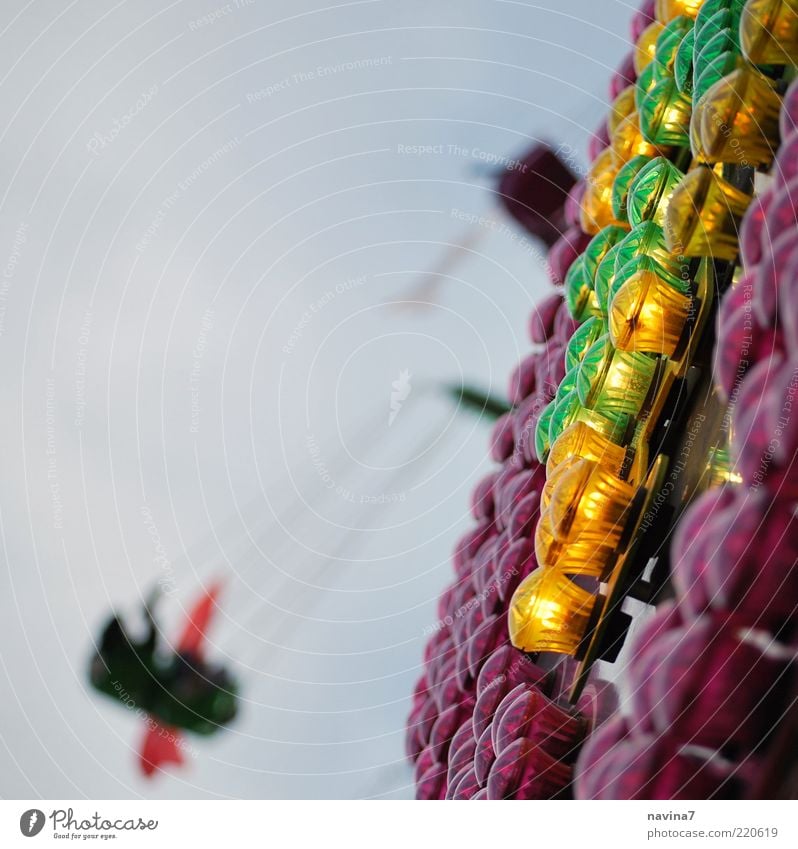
left=634, top=21, right=666, bottom=75
left=608, top=86, right=638, bottom=137
left=664, top=166, right=752, bottom=260
left=508, top=567, right=598, bottom=655
left=534, top=512, right=614, bottom=578
left=693, top=67, right=782, bottom=166
left=655, top=0, right=703, bottom=22
left=611, top=111, right=662, bottom=163
left=740, top=0, right=798, bottom=65
left=581, top=146, right=626, bottom=234
left=609, top=268, right=693, bottom=357
left=548, top=458, right=637, bottom=549
left=546, top=421, right=627, bottom=477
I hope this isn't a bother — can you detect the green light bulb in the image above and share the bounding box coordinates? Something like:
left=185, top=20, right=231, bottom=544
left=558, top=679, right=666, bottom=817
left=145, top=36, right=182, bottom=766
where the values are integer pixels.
left=627, top=156, right=685, bottom=228
left=612, top=154, right=651, bottom=225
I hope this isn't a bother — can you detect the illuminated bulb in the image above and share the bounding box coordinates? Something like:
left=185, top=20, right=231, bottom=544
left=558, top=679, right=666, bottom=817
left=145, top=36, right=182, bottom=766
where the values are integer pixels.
left=594, top=243, right=622, bottom=314
left=612, top=111, right=662, bottom=163
left=547, top=421, right=626, bottom=477
left=576, top=333, right=658, bottom=419
left=654, top=15, right=694, bottom=77
left=609, top=268, right=694, bottom=357
left=581, top=146, right=625, bottom=234
left=635, top=63, right=659, bottom=113
left=541, top=455, right=581, bottom=510
left=565, top=316, right=606, bottom=371
left=583, top=225, right=629, bottom=287
left=640, top=77, right=693, bottom=147
left=693, top=48, right=742, bottom=110
left=534, top=401, right=555, bottom=463
left=547, top=389, right=631, bottom=449
left=611, top=155, right=651, bottom=225
left=614, top=220, right=685, bottom=281
left=635, top=21, right=666, bottom=75
left=656, top=0, right=703, bottom=22
left=611, top=252, right=690, bottom=308
left=693, top=67, right=782, bottom=166
left=705, top=445, right=743, bottom=486
left=665, top=166, right=752, bottom=260
left=533, top=511, right=614, bottom=578
left=740, top=0, right=798, bottom=65
left=608, top=86, right=638, bottom=137
left=674, top=25, right=695, bottom=93
left=555, top=365, right=579, bottom=403
left=627, top=156, right=684, bottom=228
left=508, top=567, right=598, bottom=655
left=548, top=458, right=636, bottom=548
left=564, top=255, right=599, bottom=322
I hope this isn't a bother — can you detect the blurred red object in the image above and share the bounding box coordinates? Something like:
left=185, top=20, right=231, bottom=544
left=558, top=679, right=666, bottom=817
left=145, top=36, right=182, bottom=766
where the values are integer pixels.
left=498, top=143, right=578, bottom=247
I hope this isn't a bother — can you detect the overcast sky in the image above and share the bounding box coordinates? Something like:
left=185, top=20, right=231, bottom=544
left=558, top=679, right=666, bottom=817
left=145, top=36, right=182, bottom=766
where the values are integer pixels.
left=0, top=0, right=636, bottom=799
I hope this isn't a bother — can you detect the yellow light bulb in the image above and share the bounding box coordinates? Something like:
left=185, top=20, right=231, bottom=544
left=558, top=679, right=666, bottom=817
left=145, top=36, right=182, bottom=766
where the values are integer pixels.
left=609, top=268, right=693, bottom=357
left=665, top=166, right=752, bottom=260
left=541, top=455, right=581, bottom=510
left=655, top=0, right=703, bottom=22
left=549, top=458, right=636, bottom=549
left=608, top=85, right=638, bottom=137
left=581, top=147, right=627, bottom=234
left=508, top=567, right=598, bottom=655
left=740, top=0, right=798, bottom=65
left=534, top=512, right=614, bottom=577
left=635, top=21, right=666, bottom=75
left=693, top=67, right=782, bottom=166
left=611, top=111, right=662, bottom=163
left=547, top=421, right=627, bottom=477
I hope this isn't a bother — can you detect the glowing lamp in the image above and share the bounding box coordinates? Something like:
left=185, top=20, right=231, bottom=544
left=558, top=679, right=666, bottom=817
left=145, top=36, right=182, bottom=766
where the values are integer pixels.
left=583, top=225, right=629, bottom=285
left=674, top=25, right=695, bottom=93
left=635, top=63, right=659, bottom=113
left=611, top=155, right=651, bottom=225
left=611, top=254, right=689, bottom=313
left=640, top=77, right=693, bottom=147
left=565, top=316, right=606, bottom=371
left=635, top=21, right=666, bottom=75
left=548, top=458, right=636, bottom=548
left=692, top=43, right=742, bottom=108
left=555, top=365, right=579, bottom=403
left=614, top=220, right=684, bottom=281
left=656, top=0, right=703, bottom=21
left=533, top=511, right=614, bottom=578
left=653, top=15, right=694, bottom=78
left=740, top=0, right=798, bottom=65
left=611, top=111, right=662, bottom=163
left=609, top=86, right=638, bottom=137
left=565, top=255, right=599, bottom=322
left=609, top=268, right=694, bottom=357
left=547, top=421, right=626, bottom=477
left=541, top=455, right=581, bottom=510
left=576, top=334, right=658, bottom=419
left=534, top=401, right=555, bottom=463
left=547, top=389, right=630, bottom=452
left=693, top=67, right=782, bottom=166
left=594, top=243, right=622, bottom=314
left=627, top=156, right=684, bottom=228
left=581, top=146, right=625, bottom=234
left=508, top=567, right=598, bottom=655
left=664, top=166, right=752, bottom=260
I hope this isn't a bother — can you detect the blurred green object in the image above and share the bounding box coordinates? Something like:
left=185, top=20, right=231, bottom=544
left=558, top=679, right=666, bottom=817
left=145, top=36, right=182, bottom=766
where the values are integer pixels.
left=89, top=591, right=238, bottom=736
left=446, top=383, right=512, bottom=419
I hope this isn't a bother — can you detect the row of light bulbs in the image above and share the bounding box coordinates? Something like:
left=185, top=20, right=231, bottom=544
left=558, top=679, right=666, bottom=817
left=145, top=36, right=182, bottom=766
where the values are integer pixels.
left=509, top=0, right=796, bottom=658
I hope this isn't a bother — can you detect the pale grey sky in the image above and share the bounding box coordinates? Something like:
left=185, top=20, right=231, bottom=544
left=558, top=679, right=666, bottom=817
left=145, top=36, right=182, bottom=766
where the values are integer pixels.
left=0, top=0, right=635, bottom=798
